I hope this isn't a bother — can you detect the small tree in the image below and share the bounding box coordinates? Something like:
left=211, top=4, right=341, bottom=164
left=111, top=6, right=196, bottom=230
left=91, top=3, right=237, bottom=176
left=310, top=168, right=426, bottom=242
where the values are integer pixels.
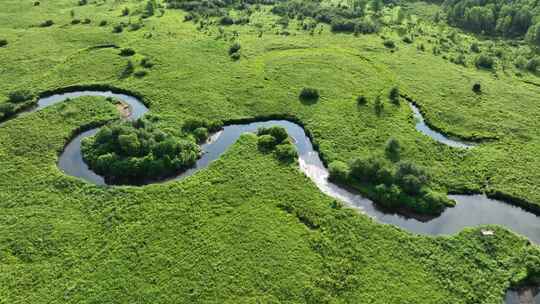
left=385, top=138, right=401, bottom=161
left=275, top=143, right=297, bottom=163
left=389, top=86, right=399, bottom=105
left=356, top=95, right=367, bottom=105
left=374, top=96, right=384, bottom=115
left=472, top=82, right=481, bottom=93
left=0, top=39, right=8, bottom=47
left=257, top=134, right=277, bottom=152
left=299, top=88, right=319, bottom=102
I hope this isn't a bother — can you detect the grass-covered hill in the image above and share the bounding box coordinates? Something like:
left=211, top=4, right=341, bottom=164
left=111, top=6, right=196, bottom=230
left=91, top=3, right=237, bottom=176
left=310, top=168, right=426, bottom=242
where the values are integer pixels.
left=1, top=0, right=540, bottom=302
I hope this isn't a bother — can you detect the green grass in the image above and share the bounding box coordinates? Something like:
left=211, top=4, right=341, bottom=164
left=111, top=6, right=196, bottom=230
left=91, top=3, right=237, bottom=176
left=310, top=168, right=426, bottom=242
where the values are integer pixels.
left=1, top=0, right=540, bottom=302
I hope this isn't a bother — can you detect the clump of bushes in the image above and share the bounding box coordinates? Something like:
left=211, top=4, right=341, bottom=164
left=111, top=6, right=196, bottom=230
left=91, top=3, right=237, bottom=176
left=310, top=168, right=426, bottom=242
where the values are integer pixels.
left=8, top=90, right=34, bottom=103
left=257, top=126, right=297, bottom=163
left=119, top=48, right=136, bottom=57
left=389, top=86, right=399, bottom=105
left=299, top=87, right=320, bottom=102
left=40, top=20, right=54, bottom=27
left=99, top=20, right=108, bottom=26
left=112, top=24, right=124, bottom=33
left=472, top=82, right=482, bottom=93
left=383, top=39, right=395, bottom=49
left=82, top=118, right=201, bottom=184
left=119, top=60, right=134, bottom=78
left=356, top=95, right=367, bottom=105
left=140, top=57, right=154, bottom=68
left=0, top=39, right=7, bottom=47
left=328, top=142, right=454, bottom=215
left=229, top=42, right=241, bottom=60
left=475, top=54, right=495, bottom=69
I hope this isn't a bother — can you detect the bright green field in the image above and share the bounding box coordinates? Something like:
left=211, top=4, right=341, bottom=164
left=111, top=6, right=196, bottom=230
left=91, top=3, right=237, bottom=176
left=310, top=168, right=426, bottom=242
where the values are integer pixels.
left=1, top=0, right=540, bottom=302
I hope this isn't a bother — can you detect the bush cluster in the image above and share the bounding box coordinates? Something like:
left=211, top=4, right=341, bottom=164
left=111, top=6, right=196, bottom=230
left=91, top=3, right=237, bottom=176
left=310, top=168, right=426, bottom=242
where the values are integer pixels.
left=0, top=90, right=35, bottom=121
left=299, top=87, right=319, bottom=102
left=256, top=126, right=298, bottom=163
left=82, top=118, right=201, bottom=183
left=0, top=39, right=7, bottom=47
left=328, top=144, right=454, bottom=215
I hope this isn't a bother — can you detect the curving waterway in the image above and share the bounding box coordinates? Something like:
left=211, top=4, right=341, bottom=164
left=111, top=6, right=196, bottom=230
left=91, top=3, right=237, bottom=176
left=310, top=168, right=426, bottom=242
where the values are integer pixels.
left=8, top=90, right=540, bottom=303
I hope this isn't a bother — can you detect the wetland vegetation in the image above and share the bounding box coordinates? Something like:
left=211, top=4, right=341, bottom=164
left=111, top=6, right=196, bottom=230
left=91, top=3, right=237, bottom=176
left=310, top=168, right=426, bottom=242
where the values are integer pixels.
left=1, top=0, right=540, bottom=302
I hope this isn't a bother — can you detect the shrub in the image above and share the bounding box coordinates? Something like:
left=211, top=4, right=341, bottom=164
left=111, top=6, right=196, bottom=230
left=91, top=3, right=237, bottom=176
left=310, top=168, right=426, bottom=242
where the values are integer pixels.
left=0, top=102, right=16, bottom=118
left=122, top=7, right=130, bottom=16
left=402, top=36, right=413, bottom=43
left=475, top=54, right=495, bottom=69
left=230, top=52, right=240, bottom=61
left=99, top=20, right=108, bottom=26
left=472, top=82, right=482, bottom=93
left=229, top=42, right=241, bottom=55
left=395, top=161, right=429, bottom=195
left=119, top=60, right=134, bottom=78
left=134, top=70, right=147, bottom=78
left=82, top=18, right=91, bottom=24
left=299, top=87, right=319, bottom=102
left=356, top=95, right=367, bottom=105
left=71, top=19, right=81, bottom=25
left=349, top=156, right=385, bottom=183
left=275, top=143, right=297, bottom=163
left=526, top=58, right=539, bottom=72
left=470, top=42, right=480, bottom=53
left=374, top=96, right=384, bottom=115
left=193, top=127, right=209, bottom=143
left=328, top=161, right=350, bottom=182
left=383, top=39, right=395, bottom=48
left=141, top=57, right=154, bottom=68
left=40, top=20, right=54, bottom=27
left=112, top=24, right=124, bottom=33
left=355, top=19, right=379, bottom=34
left=119, top=48, right=136, bottom=56
left=220, top=16, right=234, bottom=25
left=257, top=126, right=288, bottom=143
left=8, top=90, right=34, bottom=103
left=182, top=118, right=223, bottom=133
left=0, top=39, right=7, bottom=47
left=385, top=138, right=401, bottom=161
left=257, top=134, right=277, bottom=152
left=78, top=0, right=87, bottom=5
left=389, top=86, right=399, bottom=105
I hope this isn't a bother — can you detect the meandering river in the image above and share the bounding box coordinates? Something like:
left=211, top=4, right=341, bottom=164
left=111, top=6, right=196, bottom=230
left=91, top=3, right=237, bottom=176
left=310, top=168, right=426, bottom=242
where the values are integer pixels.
left=9, top=90, right=540, bottom=303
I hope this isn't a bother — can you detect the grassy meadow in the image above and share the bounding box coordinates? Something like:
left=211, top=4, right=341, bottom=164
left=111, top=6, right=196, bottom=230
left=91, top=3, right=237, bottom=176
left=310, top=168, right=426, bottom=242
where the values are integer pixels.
left=1, top=0, right=540, bottom=302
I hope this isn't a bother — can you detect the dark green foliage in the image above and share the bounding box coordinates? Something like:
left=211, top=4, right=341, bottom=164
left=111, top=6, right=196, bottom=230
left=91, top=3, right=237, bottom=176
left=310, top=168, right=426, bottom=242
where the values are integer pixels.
left=229, top=42, right=241, bottom=55
left=472, top=82, right=481, bottom=93
left=119, top=48, right=136, bottom=56
left=389, top=86, right=399, bottom=105
left=0, top=102, right=16, bottom=120
left=356, top=95, right=367, bottom=105
left=275, top=143, right=298, bottom=163
left=122, top=7, right=130, bottom=16
left=525, top=58, right=539, bottom=72
left=475, top=54, right=494, bottom=69
left=470, top=42, right=480, bottom=53
left=349, top=155, right=386, bottom=183
left=256, top=127, right=297, bottom=163
left=143, top=0, right=157, bottom=18
left=78, top=0, right=87, bottom=5
left=71, top=19, right=81, bottom=25
left=383, top=39, right=395, bottom=48
left=394, top=161, right=429, bottom=195
left=257, top=134, right=277, bottom=152
left=134, top=70, right=148, bottom=78
left=527, top=23, right=540, bottom=46
left=119, top=60, right=134, bottom=78
left=402, top=36, right=413, bottom=43
left=82, top=118, right=200, bottom=183
left=82, top=18, right=91, bottom=24
left=112, top=24, right=124, bottom=33
left=40, top=20, right=54, bottom=27
left=374, top=96, right=383, bottom=115
left=328, top=160, right=349, bottom=182
left=182, top=117, right=223, bottom=133
left=0, top=39, right=7, bottom=47
left=99, top=20, right=108, bottom=26
left=445, top=0, right=536, bottom=39
left=8, top=90, right=34, bottom=103
left=257, top=126, right=289, bottom=143
left=141, top=57, right=154, bottom=68
left=230, top=52, right=240, bottom=61
left=299, top=87, right=319, bottom=102
left=193, top=127, right=209, bottom=142
left=385, top=137, right=401, bottom=161
left=220, top=16, right=234, bottom=25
